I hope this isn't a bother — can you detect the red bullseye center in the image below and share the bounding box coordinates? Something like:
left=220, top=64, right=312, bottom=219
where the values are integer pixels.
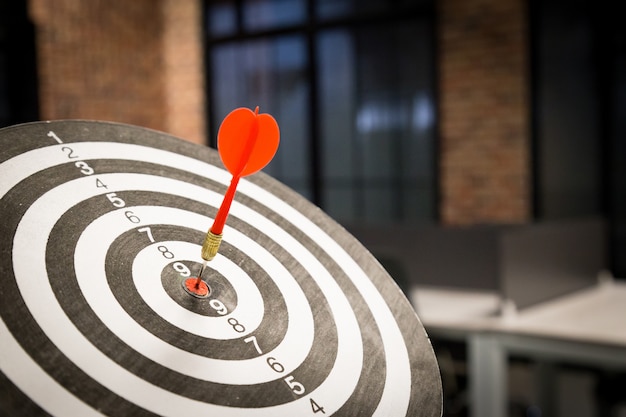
left=183, top=277, right=210, bottom=298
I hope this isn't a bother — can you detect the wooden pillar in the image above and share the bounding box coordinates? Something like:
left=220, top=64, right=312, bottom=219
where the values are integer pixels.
left=438, top=0, right=531, bottom=225
left=29, top=0, right=206, bottom=144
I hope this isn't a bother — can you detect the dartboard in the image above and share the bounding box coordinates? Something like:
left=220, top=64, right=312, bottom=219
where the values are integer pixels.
left=0, top=120, right=442, bottom=416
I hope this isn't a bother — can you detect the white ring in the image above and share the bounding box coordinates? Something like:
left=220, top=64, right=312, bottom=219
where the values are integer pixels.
left=133, top=241, right=266, bottom=339
left=133, top=240, right=263, bottom=329
left=1, top=140, right=411, bottom=416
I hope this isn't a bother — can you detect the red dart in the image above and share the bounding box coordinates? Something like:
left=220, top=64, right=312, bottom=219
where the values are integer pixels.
left=188, top=106, right=279, bottom=295
left=210, top=106, right=280, bottom=236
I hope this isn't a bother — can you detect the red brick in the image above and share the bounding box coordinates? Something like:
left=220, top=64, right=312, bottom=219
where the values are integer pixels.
left=28, top=0, right=206, bottom=144
left=438, top=0, right=531, bottom=225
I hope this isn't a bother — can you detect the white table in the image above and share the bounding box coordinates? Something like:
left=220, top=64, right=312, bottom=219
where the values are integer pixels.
left=411, top=279, right=626, bottom=417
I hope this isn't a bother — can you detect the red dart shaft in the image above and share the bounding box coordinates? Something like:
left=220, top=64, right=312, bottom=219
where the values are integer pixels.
left=194, top=176, right=239, bottom=289
left=210, top=175, right=240, bottom=236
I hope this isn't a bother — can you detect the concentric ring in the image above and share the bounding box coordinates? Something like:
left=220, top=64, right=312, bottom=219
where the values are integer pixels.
left=0, top=120, right=442, bottom=416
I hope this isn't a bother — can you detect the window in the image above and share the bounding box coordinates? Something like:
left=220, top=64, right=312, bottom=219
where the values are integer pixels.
left=531, top=0, right=602, bottom=219
left=205, top=0, right=436, bottom=226
left=530, top=0, right=626, bottom=276
left=0, top=1, right=38, bottom=128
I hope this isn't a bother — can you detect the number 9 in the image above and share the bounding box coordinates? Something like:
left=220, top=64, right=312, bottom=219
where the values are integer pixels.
left=209, top=299, right=228, bottom=315
left=172, top=262, right=190, bottom=277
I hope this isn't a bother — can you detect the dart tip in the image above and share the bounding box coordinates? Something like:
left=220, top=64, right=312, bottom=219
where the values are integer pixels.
left=197, top=260, right=208, bottom=283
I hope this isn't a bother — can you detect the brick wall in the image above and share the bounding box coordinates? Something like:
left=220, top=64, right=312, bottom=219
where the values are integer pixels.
left=27, top=0, right=531, bottom=221
left=162, top=0, right=206, bottom=144
left=438, top=0, right=531, bottom=225
left=28, top=0, right=206, bottom=144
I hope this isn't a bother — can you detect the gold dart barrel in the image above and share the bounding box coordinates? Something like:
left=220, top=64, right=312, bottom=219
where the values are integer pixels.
left=201, top=230, right=223, bottom=261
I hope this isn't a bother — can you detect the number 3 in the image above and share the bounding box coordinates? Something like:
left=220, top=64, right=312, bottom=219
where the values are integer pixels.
left=74, top=161, right=94, bottom=175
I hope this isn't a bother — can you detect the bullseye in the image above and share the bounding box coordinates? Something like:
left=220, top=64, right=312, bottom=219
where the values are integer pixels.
left=183, top=277, right=210, bottom=298
left=0, top=120, right=442, bottom=417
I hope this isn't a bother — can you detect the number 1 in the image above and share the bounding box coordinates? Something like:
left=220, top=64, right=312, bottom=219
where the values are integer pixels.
left=47, top=131, right=63, bottom=144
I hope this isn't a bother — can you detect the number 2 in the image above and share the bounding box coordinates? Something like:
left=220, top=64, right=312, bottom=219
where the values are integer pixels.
left=62, top=146, right=78, bottom=159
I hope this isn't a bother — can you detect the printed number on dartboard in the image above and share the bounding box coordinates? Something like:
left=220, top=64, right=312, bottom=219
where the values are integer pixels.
left=137, top=226, right=191, bottom=277
left=237, top=324, right=326, bottom=412
left=47, top=131, right=95, bottom=176
left=45, top=130, right=326, bottom=414
left=47, top=131, right=189, bottom=280
left=46, top=131, right=127, bottom=207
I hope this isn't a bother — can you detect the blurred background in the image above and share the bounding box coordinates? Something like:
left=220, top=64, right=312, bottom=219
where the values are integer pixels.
left=1, top=0, right=624, bottom=416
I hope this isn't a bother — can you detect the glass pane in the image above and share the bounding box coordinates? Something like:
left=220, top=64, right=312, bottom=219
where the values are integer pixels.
left=316, top=0, right=388, bottom=19
left=210, top=36, right=311, bottom=199
left=318, top=21, right=435, bottom=224
left=316, top=0, right=431, bottom=20
left=316, top=0, right=353, bottom=19
left=536, top=0, right=601, bottom=218
left=318, top=30, right=356, bottom=218
left=207, top=2, right=237, bottom=37
left=243, top=0, right=305, bottom=31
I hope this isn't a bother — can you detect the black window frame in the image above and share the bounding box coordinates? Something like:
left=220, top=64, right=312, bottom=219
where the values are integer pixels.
left=203, top=0, right=438, bottom=221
